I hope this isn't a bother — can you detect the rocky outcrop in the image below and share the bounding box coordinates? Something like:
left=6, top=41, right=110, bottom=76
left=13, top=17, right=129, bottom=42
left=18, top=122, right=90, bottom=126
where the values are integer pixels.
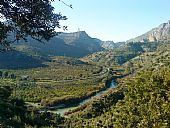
left=12, top=31, right=106, bottom=57
left=57, top=31, right=103, bottom=52
left=127, top=20, right=170, bottom=42
left=100, top=41, right=116, bottom=49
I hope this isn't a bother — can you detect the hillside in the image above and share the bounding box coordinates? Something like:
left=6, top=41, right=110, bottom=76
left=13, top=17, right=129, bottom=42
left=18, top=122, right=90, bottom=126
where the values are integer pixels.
left=0, top=51, right=46, bottom=69
left=65, top=36, right=170, bottom=128
left=81, top=19, right=170, bottom=67
left=58, top=31, right=103, bottom=51
left=123, top=39, right=170, bottom=72
left=0, top=31, right=121, bottom=69
left=12, top=31, right=106, bottom=58
left=127, top=20, right=170, bottom=42
left=100, top=41, right=117, bottom=49
left=11, top=31, right=124, bottom=58
left=1, top=20, right=170, bottom=127
left=80, top=41, right=159, bottom=67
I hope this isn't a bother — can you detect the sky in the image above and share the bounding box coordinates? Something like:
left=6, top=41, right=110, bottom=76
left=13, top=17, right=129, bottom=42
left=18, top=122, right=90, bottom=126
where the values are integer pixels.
left=52, top=0, right=170, bottom=42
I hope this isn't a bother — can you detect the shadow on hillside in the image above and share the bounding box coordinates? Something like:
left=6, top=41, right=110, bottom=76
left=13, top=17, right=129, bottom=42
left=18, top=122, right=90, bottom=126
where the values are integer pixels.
left=0, top=51, right=47, bottom=70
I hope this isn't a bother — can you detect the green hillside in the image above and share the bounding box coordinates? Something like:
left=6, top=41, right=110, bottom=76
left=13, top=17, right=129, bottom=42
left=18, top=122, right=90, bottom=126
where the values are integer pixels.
left=12, top=31, right=105, bottom=58
left=1, top=22, right=170, bottom=127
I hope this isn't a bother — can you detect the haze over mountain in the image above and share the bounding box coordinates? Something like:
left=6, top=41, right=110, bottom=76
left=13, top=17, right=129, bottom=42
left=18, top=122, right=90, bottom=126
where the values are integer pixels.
left=1, top=20, right=170, bottom=69
left=58, top=32, right=119, bottom=50
left=81, top=20, right=170, bottom=66
left=12, top=31, right=104, bottom=57
left=11, top=31, right=124, bottom=58
left=58, top=31, right=102, bottom=50
left=0, top=31, right=116, bottom=69
left=127, top=20, right=170, bottom=42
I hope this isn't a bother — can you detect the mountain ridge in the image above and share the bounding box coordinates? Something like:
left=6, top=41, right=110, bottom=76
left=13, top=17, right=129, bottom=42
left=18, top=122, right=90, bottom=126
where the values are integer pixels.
left=11, top=31, right=120, bottom=57
left=127, top=20, right=170, bottom=42
left=10, top=31, right=104, bottom=57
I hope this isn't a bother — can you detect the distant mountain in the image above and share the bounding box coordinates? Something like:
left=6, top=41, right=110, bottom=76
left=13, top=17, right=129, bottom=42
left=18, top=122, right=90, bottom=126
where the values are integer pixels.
left=80, top=41, right=144, bottom=66
left=12, top=31, right=106, bottom=57
left=1, top=31, right=120, bottom=69
left=127, top=20, right=170, bottom=42
left=2, top=33, right=85, bottom=69
left=58, top=31, right=103, bottom=52
left=99, top=41, right=127, bottom=50
left=115, top=42, right=126, bottom=47
left=13, top=36, right=90, bottom=57
left=100, top=41, right=116, bottom=49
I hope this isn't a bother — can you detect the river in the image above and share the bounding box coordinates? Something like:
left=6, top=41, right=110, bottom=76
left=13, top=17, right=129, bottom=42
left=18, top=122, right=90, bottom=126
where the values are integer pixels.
left=45, top=80, right=117, bottom=115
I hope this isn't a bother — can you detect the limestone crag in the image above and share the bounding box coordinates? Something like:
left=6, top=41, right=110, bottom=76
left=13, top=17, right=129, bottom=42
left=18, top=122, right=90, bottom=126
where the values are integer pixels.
left=127, top=20, right=170, bottom=42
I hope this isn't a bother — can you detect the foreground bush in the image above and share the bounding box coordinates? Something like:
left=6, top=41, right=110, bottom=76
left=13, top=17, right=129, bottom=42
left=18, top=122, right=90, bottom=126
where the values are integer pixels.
left=113, top=70, right=170, bottom=128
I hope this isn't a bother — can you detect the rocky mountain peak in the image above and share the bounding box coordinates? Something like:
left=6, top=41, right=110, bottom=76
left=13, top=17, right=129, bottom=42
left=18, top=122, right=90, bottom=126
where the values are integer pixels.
left=168, top=20, right=170, bottom=25
left=127, top=20, right=170, bottom=42
left=58, top=31, right=90, bottom=44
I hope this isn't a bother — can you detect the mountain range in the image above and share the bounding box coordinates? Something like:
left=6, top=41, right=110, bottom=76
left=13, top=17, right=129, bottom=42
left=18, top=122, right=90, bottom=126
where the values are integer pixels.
left=1, top=20, right=170, bottom=69
left=11, top=31, right=122, bottom=57
left=80, top=20, right=170, bottom=66
left=12, top=31, right=104, bottom=57
left=0, top=31, right=117, bottom=69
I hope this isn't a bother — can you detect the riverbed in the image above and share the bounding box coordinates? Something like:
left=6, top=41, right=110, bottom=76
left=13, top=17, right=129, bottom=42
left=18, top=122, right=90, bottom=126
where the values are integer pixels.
left=45, top=80, right=116, bottom=115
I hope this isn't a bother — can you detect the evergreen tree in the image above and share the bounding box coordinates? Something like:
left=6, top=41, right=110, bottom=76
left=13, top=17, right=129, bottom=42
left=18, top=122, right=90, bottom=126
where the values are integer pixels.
left=0, top=70, right=2, bottom=78
left=0, top=86, right=12, bottom=127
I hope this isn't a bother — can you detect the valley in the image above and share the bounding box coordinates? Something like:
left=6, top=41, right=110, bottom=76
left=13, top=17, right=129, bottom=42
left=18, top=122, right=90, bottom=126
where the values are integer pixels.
left=0, top=20, right=170, bottom=127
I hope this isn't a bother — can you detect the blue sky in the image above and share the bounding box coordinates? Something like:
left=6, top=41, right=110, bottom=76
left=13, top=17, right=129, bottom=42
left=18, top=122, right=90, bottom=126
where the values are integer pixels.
left=52, top=0, right=170, bottom=42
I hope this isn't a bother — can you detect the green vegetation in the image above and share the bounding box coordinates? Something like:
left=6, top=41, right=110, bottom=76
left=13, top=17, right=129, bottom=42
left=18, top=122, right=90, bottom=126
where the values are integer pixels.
left=123, top=40, right=170, bottom=73
left=0, top=86, right=65, bottom=128
left=64, top=69, right=170, bottom=128
left=60, top=40, right=170, bottom=127
left=0, top=0, right=67, bottom=51
left=1, top=36, right=170, bottom=127
left=0, top=57, right=110, bottom=108
left=113, top=70, right=170, bottom=128
left=12, top=78, right=105, bottom=105
left=81, top=41, right=160, bottom=67
left=1, top=1, right=170, bottom=127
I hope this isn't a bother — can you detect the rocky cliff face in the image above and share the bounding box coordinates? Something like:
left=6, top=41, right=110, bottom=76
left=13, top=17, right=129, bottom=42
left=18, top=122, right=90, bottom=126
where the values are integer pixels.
left=100, top=41, right=116, bottom=49
left=58, top=31, right=90, bottom=44
left=100, top=41, right=126, bottom=49
left=58, top=31, right=103, bottom=52
left=127, top=20, right=170, bottom=42
left=12, top=31, right=105, bottom=57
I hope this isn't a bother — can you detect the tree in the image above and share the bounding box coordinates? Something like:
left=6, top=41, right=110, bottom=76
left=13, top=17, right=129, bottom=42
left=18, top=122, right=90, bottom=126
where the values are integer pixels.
left=0, top=70, right=2, bottom=77
left=9, top=73, right=16, bottom=79
left=0, top=86, right=29, bottom=127
left=113, top=70, right=170, bottom=128
left=0, top=0, right=68, bottom=51
left=3, top=71, right=8, bottom=78
left=0, top=86, right=13, bottom=127
left=0, top=86, right=65, bottom=127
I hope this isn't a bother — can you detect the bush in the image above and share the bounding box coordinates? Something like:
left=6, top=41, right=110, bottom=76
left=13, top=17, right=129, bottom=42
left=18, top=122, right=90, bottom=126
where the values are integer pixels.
left=113, top=70, right=170, bottom=128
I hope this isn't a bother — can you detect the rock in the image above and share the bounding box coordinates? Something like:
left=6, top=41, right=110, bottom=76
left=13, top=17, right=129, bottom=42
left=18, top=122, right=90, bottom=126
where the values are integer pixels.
left=127, top=20, right=170, bottom=42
